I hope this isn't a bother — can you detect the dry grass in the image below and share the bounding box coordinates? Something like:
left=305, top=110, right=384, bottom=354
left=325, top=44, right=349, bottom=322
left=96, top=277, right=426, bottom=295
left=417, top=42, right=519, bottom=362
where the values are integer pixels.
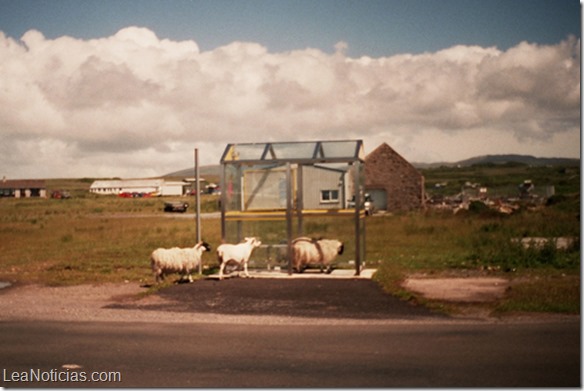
left=0, top=196, right=221, bottom=285
left=0, top=182, right=579, bottom=315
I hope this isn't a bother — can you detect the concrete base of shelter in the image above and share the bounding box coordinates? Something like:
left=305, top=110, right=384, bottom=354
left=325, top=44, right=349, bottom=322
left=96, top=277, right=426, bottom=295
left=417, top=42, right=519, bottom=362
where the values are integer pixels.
left=206, top=268, right=377, bottom=280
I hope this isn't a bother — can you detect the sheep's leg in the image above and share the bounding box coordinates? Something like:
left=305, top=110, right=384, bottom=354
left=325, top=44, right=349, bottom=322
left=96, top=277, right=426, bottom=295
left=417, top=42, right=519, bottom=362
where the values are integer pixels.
left=184, top=267, right=194, bottom=283
left=178, top=272, right=192, bottom=283
left=243, top=260, right=250, bottom=277
left=292, top=255, right=301, bottom=273
left=218, top=261, right=225, bottom=280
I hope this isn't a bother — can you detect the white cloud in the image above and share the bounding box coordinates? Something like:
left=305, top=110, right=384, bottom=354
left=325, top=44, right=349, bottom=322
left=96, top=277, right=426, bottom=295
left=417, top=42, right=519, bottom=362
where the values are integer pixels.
left=0, top=27, right=579, bottom=178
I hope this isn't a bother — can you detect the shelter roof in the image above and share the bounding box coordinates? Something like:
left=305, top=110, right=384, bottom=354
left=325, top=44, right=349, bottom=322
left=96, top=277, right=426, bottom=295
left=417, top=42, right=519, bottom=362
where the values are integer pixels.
left=220, top=140, right=364, bottom=164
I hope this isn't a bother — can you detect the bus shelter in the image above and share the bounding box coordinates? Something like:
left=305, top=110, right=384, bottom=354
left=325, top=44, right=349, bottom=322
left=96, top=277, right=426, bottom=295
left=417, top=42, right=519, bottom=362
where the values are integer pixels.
left=219, top=140, right=366, bottom=275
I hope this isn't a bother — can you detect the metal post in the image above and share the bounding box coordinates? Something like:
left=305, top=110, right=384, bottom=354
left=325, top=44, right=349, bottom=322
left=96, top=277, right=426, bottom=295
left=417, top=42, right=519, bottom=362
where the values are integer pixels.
left=236, top=165, right=242, bottom=243
left=362, top=207, right=366, bottom=272
left=354, top=161, right=361, bottom=276
left=286, top=162, right=293, bottom=275
left=220, top=163, right=226, bottom=243
left=195, top=148, right=202, bottom=274
left=296, top=164, right=303, bottom=236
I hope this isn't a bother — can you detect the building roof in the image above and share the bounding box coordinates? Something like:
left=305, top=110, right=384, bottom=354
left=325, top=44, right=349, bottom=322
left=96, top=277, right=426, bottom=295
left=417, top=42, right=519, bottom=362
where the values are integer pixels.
left=0, top=179, right=46, bottom=189
left=221, top=140, right=364, bottom=164
left=90, top=179, right=164, bottom=189
left=162, top=181, right=188, bottom=187
left=365, top=143, right=411, bottom=165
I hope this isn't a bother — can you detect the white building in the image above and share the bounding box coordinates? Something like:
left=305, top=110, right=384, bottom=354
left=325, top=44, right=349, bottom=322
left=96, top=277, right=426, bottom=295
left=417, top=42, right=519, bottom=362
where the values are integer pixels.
left=161, top=181, right=186, bottom=196
left=89, top=179, right=189, bottom=196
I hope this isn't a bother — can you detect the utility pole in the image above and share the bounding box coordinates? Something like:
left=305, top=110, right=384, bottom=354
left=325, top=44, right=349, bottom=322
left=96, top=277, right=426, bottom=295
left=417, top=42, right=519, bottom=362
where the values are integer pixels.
left=194, top=148, right=202, bottom=274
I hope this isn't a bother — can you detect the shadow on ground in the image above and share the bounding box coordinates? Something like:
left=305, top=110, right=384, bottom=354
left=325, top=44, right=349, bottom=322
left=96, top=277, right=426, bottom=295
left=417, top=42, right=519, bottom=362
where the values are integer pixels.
left=111, top=278, right=447, bottom=320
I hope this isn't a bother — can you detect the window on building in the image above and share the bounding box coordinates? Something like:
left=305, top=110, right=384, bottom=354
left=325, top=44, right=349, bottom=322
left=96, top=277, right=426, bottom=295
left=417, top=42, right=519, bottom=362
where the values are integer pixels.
left=320, top=189, right=339, bottom=203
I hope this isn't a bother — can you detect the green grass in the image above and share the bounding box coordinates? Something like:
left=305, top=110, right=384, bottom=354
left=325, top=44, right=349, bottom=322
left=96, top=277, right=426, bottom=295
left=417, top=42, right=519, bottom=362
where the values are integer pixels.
left=0, top=194, right=222, bottom=286
left=0, top=167, right=580, bottom=315
left=495, top=274, right=580, bottom=314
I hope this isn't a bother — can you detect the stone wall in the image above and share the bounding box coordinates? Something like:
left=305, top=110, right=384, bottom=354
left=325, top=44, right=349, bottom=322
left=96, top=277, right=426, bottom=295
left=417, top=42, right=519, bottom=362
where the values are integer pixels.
left=364, top=143, right=425, bottom=212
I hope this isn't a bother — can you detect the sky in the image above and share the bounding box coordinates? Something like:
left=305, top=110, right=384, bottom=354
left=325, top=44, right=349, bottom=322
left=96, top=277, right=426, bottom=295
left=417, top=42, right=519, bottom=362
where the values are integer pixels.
left=0, top=0, right=580, bottom=179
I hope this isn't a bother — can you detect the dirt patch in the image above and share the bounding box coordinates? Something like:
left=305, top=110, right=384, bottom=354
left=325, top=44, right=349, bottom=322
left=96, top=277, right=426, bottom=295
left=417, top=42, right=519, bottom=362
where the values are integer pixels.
left=402, top=277, right=510, bottom=303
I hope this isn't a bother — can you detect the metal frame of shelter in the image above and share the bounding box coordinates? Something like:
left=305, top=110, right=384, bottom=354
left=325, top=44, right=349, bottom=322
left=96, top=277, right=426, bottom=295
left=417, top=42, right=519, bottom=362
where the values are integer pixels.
left=219, top=140, right=366, bottom=275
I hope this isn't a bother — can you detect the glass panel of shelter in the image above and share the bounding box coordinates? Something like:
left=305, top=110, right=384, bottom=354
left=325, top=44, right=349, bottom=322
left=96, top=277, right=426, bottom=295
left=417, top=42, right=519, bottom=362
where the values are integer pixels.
left=268, top=142, right=317, bottom=160
left=220, top=140, right=365, bottom=275
left=321, top=140, right=361, bottom=159
left=229, top=143, right=266, bottom=161
left=221, top=140, right=363, bottom=163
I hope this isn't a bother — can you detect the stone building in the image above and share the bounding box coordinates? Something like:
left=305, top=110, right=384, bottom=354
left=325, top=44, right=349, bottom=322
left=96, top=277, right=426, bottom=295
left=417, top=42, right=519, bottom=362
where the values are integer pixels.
left=364, top=143, right=425, bottom=213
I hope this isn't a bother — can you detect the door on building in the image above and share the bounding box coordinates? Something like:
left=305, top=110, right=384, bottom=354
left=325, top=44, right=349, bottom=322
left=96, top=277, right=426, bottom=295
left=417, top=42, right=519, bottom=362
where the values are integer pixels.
left=368, top=189, right=387, bottom=211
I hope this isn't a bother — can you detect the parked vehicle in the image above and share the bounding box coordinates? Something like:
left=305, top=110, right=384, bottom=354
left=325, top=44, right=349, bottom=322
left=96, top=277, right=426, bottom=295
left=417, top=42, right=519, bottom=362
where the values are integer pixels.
left=119, top=192, right=153, bottom=198
left=164, top=201, right=189, bottom=213
left=347, top=193, right=375, bottom=215
left=51, top=190, right=71, bottom=199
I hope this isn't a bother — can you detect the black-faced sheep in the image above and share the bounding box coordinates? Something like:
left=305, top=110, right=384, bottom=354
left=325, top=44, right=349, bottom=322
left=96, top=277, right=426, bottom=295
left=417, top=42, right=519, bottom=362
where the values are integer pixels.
left=292, top=237, right=344, bottom=273
left=150, top=241, right=211, bottom=283
left=217, top=237, right=262, bottom=280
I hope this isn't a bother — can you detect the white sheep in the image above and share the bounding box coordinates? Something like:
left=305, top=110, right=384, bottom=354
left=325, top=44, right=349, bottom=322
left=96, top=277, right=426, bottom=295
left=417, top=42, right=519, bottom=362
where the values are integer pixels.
left=292, top=237, right=344, bottom=273
left=150, top=241, right=211, bottom=283
left=217, top=237, right=262, bottom=280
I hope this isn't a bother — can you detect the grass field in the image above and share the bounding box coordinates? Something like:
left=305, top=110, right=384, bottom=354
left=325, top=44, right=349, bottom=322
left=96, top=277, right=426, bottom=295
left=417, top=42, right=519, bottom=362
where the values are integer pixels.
left=0, top=163, right=579, bottom=315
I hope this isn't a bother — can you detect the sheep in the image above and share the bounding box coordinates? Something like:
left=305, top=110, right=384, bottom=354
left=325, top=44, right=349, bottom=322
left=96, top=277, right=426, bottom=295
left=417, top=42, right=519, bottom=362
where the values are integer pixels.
left=150, top=241, right=211, bottom=283
left=292, top=237, right=344, bottom=273
left=217, top=237, right=262, bottom=280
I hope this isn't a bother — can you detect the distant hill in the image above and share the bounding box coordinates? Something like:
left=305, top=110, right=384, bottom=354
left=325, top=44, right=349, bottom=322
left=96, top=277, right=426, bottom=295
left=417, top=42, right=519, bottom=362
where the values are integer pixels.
left=164, top=154, right=580, bottom=177
left=163, top=165, right=222, bottom=179
left=412, top=154, right=580, bottom=169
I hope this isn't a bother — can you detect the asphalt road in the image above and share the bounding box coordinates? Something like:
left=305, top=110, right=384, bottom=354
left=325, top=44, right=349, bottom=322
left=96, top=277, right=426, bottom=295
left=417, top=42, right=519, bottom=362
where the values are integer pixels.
left=0, top=319, right=579, bottom=387
left=111, top=278, right=445, bottom=320
left=0, top=279, right=580, bottom=387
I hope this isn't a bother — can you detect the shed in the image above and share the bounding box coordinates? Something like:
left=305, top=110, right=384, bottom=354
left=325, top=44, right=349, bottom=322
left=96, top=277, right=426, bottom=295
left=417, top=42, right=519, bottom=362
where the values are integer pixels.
left=0, top=179, right=46, bottom=198
left=364, top=143, right=425, bottom=212
left=161, top=181, right=188, bottom=196
left=89, top=180, right=122, bottom=195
